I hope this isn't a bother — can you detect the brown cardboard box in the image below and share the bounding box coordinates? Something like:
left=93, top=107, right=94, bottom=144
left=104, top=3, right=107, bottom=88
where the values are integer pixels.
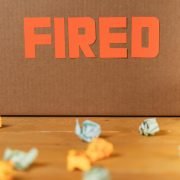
left=0, top=0, right=179, bottom=116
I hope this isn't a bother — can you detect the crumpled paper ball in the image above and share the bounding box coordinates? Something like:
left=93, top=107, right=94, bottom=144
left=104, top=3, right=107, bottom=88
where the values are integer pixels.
left=67, top=150, right=91, bottom=171
left=86, top=138, right=114, bottom=162
left=3, top=148, right=38, bottom=170
left=0, top=161, right=15, bottom=180
left=139, top=118, right=160, bottom=136
left=83, top=167, right=111, bottom=180
left=75, top=119, right=101, bottom=142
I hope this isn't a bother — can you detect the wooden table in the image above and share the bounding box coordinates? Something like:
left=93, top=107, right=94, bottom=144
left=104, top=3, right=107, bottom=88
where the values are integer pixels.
left=1, top=117, right=180, bottom=180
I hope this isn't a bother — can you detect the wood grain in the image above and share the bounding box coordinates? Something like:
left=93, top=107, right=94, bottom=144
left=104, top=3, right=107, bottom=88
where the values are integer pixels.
left=0, top=117, right=180, bottom=180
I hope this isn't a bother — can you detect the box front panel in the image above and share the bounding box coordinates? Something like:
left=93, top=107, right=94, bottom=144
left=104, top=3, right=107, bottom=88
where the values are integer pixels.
left=0, top=0, right=179, bottom=115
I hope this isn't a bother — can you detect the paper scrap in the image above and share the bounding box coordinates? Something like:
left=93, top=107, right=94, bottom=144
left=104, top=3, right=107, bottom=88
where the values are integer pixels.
left=86, top=138, right=114, bottom=162
left=83, top=167, right=111, bottom=180
left=67, top=150, right=91, bottom=172
left=0, top=161, right=14, bottom=180
left=3, top=148, right=38, bottom=170
left=139, top=118, right=160, bottom=136
left=75, top=119, right=101, bottom=142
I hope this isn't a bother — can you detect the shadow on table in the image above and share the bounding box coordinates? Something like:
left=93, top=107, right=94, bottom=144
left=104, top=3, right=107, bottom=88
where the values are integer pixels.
left=1, top=124, right=12, bottom=128
left=27, top=162, right=48, bottom=171
left=156, top=130, right=169, bottom=136
left=101, top=134, right=114, bottom=139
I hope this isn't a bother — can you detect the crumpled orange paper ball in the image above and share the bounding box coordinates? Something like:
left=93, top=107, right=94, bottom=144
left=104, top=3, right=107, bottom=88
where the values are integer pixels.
left=0, top=161, right=14, bottom=180
left=86, top=138, right=114, bottom=162
left=67, top=150, right=91, bottom=172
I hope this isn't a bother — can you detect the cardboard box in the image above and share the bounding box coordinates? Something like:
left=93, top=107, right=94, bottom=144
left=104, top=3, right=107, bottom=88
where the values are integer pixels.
left=0, top=0, right=179, bottom=115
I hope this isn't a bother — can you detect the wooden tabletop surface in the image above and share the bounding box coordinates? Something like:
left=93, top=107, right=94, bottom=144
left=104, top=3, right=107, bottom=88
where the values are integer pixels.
left=1, top=117, right=180, bottom=180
